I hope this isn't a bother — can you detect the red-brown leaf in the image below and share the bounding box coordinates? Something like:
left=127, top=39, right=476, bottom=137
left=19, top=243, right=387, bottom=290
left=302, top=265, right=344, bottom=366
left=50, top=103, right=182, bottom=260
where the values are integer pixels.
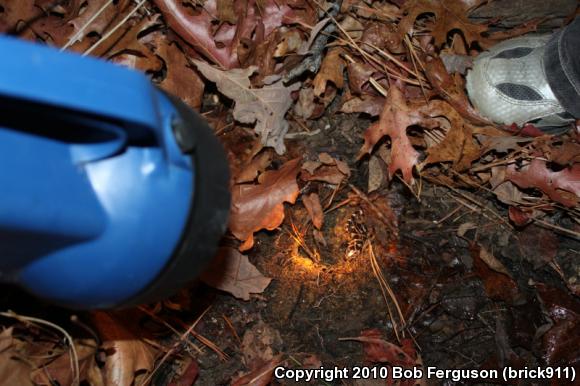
left=230, top=158, right=302, bottom=250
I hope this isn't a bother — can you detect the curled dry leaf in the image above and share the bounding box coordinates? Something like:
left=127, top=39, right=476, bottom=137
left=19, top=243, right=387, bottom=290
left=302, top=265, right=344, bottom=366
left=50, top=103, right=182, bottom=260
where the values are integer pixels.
left=302, top=192, right=324, bottom=229
left=201, top=247, right=272, bottom=300
left=193, top=60, right=300, bottom=154
left=507, top=159, right=580, bottom=207
left=230, top=158, right=302, bottom=250
left=91, top=311, right=155, bottom=386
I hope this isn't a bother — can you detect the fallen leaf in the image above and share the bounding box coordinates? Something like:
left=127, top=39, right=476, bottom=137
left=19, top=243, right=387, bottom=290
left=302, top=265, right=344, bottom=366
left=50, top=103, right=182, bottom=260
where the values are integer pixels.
left=478, top=246, right=511, bottom=277
left=507, top=159, right=580, bottom=207
left=399, top=0, right=490, bottom=49
left=424, top=55, right=490, bottom=126
left=359, top=85, right=438, bottom=183
left=235, top=149, right=274, bottom=183
left=154, top=0, right=295, bottom=69
left=340, top=95, right=384, bottom=117
left=368, top=155, right=386, bottom=193
left=508, top=206, right=532, bottom=227
left=347, top=62, right=376, bottom=95
left=31, top=339, right=99, bottom=386
left=301, top=153, right=350, bottom=185
left=201, top=247, right=272, bottom=300
left=351, top=329, right=416, bottom=366
left=0, top=327, right=34, bottom=386
left=302, top=193, right=324, bottom=229
left=231, top=355, right=282, bottom=386
left=193, top=60, right=300, bottom=154
left=168, top=358, right=199, bottom=386
left=91, top=311, right=155, bottom=386
left=312, top=47, right=345, bottom=97
left=240, top=320, right=282, bottom=368
left=229, top=158, right=301, bottom=250
left=154, top=40, right=205, bottom=110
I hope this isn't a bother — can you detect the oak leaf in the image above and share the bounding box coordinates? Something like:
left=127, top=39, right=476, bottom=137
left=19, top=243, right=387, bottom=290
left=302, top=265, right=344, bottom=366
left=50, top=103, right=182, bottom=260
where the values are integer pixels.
left=201, top=248, right=272, bottom=300
left=193, top=60, right=299, bottom=154
left=358, top=85, right=438, bottom=183
left=312, top=47, right=345, bottom=97
left=507, top=159, right=580, bottom=207
left=230, top=158, right=302, bottom=250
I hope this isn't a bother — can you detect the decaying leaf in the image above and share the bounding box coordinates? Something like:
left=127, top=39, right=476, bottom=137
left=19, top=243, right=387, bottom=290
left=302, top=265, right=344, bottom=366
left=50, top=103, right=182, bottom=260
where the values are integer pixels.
left=193, top=60, right=300, bottom=154
left=478, top=246, right=511, bottom=277
left=507, top=159, right=580, bottom=207
left=201, top=247, right=272, bottom=300
left=302, top=192, right=324, bottom=229
left=230, top=158, right=302, bottom=250
left=91, top=311, right=155, bottom=386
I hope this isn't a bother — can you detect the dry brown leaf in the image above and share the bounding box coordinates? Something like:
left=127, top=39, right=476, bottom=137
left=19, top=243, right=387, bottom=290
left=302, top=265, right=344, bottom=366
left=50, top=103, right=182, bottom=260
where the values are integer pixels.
left=478, top=247, right=511, bottom=277
left=368, top=155, right=386, bottom=193
left=301, top=153, right=350, bottom=185
left=156, top=41, right=205, bottom=110
left=91, top=311, right=155, bottom=386
left=235, top=149, right=274, bottom=183
left=201, top=247, right=272, bottom=300
left=347, top=62, right=376, bottom=95
left=424, top=55, right=490, bottom=126
left=312, top=47, right=345, bottom=97
left=340, top=95, right=384, bottom=117
left=302, top=193, right=324, bottom=229
left=231, top=355, right=282, bottom=386
left=240, top=320, right=282, bottom=368
left=229, top=158, right=302, bottom=250
left=507, top=159, right=580, bottom=207
left=359, top=85, right=438, bottom=183
left=399, top=0, right=490, bottom=49
left=422, top=101, right=482, bottom=172
left=0, top=327, right=34, bottom=386
left=31, top=339, right=100, bottom=386
left=193, top=60, right=300, bottom=154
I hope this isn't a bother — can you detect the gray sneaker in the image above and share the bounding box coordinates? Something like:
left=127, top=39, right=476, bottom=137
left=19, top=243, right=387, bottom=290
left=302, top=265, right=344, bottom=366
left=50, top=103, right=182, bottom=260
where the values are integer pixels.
left=466, top=35, right=575, bottom=134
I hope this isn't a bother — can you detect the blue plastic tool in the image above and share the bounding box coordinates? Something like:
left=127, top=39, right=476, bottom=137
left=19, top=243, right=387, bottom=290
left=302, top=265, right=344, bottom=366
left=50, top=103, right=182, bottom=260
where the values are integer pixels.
left=0, top=36, right=230, bottom=309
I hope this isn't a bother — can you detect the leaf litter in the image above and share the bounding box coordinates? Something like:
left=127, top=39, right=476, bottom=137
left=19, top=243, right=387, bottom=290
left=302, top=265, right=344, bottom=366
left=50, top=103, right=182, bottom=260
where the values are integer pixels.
left=0, top=0, right=579, bottom=384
